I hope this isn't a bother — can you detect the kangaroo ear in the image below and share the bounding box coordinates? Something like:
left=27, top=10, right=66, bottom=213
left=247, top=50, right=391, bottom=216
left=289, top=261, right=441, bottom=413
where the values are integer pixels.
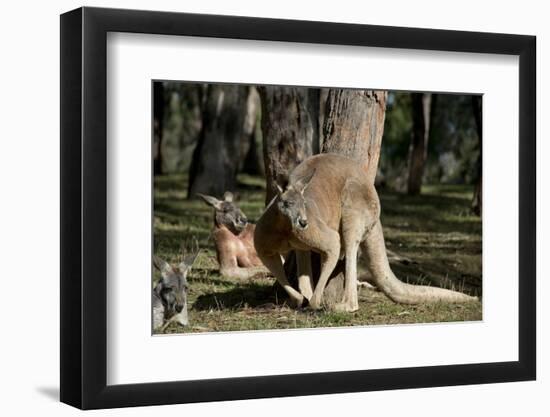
left=223, top=191, right=234, bottom=202
left=181, top=250, right=200, bottom=270
left=294, top=169, right=316, bottom=194
left=275, top=172, right=290, bottom=195
left=197, top=193, right=223, bottom=210
left=153, top=255, right=172, bottom=275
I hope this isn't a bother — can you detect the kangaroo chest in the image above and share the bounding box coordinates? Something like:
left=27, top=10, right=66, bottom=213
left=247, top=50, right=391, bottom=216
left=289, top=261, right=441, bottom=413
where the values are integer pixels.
left=212, top=227, right=254, bottom=254
left=288, top=237, right=313, bottom=251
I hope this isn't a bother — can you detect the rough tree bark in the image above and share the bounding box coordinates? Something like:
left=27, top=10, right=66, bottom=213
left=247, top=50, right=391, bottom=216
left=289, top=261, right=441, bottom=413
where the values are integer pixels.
left=471, top=95, right=482, bottom=216
left=319, top=89, right=388, bottom=306
left=153, top=81, right=164, bottom=175
left=258, top=86, right=317, bottom=204
left=322, top=89, right=387, bottom=182
left=188, top=85, right=249, bottom=198
left=407, top=93, right=432, bottom=195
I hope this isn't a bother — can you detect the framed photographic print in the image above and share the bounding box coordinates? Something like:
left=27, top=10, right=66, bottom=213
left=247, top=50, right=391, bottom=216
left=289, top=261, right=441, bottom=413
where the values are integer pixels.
left=60, top=6, right=536, bottom=410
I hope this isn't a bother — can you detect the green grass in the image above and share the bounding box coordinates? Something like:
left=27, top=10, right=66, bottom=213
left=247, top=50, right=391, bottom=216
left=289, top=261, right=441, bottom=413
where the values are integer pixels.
left=154, top=174, right=482, bottom=334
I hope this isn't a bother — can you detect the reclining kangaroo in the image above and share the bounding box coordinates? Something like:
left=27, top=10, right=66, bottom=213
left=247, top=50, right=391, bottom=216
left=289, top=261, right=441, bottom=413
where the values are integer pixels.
left=198, top=192, right=268, bottom=280
left=152, top=244, right=200, bottom=331
left=254, top=153, right=477, bottom=312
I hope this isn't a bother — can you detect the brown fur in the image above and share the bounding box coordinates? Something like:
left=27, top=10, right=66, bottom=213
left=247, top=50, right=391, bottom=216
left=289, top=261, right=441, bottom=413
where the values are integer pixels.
left=255, top=153, right=477, bottom=311
left=213, top=223, right=267, bottom=278
left=199, top=192, right=268, bottom=280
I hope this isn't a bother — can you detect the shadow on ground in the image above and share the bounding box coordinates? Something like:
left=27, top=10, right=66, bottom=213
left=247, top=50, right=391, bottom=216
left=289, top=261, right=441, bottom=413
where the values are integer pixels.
left=154, top=174, right=482, bottom=333
left=193, top=282, right=278, bottom=311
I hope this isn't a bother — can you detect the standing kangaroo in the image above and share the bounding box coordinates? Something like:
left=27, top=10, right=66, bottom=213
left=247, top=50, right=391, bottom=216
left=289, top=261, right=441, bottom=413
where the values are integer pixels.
left=198, top=192, right=268, bottom=280
left=254, top=153, right=477, bottom=312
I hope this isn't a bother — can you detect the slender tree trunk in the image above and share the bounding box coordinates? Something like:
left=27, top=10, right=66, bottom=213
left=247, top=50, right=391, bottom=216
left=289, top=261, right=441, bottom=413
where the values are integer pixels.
left=188, top=85, right=249, bottom=198
left=153, top=82, right=164, bottom=175
left=407, top=93, right=432, bottom=195
left=258, top=86, right=316, bottom=204
left=471, top=95, right=482, bottom=216
left=308, top=89, right=321, bottom=154
left=241, top=130, right=264, bottom=176
left=318, top=88, right=330, bottom=151
left=241, top=87, right=264, bottom=176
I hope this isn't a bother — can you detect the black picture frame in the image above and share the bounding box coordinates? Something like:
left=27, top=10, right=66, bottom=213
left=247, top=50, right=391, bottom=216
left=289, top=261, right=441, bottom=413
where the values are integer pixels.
left=60, top=6, right=536, bottom=410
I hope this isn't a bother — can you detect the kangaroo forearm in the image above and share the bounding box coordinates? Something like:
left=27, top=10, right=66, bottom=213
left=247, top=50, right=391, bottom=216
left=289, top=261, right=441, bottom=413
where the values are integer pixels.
left=220, top=265, right=270, bottom=280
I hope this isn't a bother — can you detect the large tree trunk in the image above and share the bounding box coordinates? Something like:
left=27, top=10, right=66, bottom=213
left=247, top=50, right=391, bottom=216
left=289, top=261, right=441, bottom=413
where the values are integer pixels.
left=153, top=82, right=164, bottom=176
left=471, top=95, right=482, bottom=216
left=322, top=90, right=387, bottom=183
left=188, top=85, right=249, bottom=198
left=258, top=86, right=317, bottom=204
left=319, top=89, right=388, bottom=306
left=258, top=86, right=320, bottom=298
left=407, top=93, right=432, bottom=195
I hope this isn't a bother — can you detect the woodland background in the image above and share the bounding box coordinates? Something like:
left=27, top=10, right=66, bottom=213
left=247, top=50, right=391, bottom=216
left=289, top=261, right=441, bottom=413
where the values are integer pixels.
left=154, top=83, right=482, bottom=210
left=153, top=82, right=483, bottom=333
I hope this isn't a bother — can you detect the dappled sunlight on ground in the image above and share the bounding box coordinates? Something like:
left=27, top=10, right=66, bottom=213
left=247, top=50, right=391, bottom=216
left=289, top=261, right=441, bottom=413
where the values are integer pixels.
left=154, top=174, right=482, bottom=334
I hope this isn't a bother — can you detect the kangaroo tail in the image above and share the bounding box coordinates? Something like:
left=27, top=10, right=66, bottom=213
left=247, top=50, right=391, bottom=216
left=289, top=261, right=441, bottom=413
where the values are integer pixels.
left=361, top=220, right=478, bottom=304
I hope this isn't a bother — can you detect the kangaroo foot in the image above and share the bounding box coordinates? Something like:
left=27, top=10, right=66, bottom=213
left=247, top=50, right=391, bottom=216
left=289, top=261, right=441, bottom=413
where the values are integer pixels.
left=333, top=301, right=359, bottom=313
left=309, top=294, right=323, bottom=310
left=288, top=294, right=305, bottom=309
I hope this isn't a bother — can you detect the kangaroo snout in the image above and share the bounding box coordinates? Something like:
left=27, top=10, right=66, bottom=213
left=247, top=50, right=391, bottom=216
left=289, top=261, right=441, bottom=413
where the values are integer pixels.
left=175, top=304, right=184, bottom=313
left=298, top=218, right=308, bottom=229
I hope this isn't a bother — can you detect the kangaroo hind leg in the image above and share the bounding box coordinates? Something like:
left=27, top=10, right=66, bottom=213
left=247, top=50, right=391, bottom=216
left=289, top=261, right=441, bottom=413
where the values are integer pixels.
left=335, top=232, right=361, bottom=312
left=308, top=227, right=341, bottom=310
left=336, top=179, right=379, bottom=312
